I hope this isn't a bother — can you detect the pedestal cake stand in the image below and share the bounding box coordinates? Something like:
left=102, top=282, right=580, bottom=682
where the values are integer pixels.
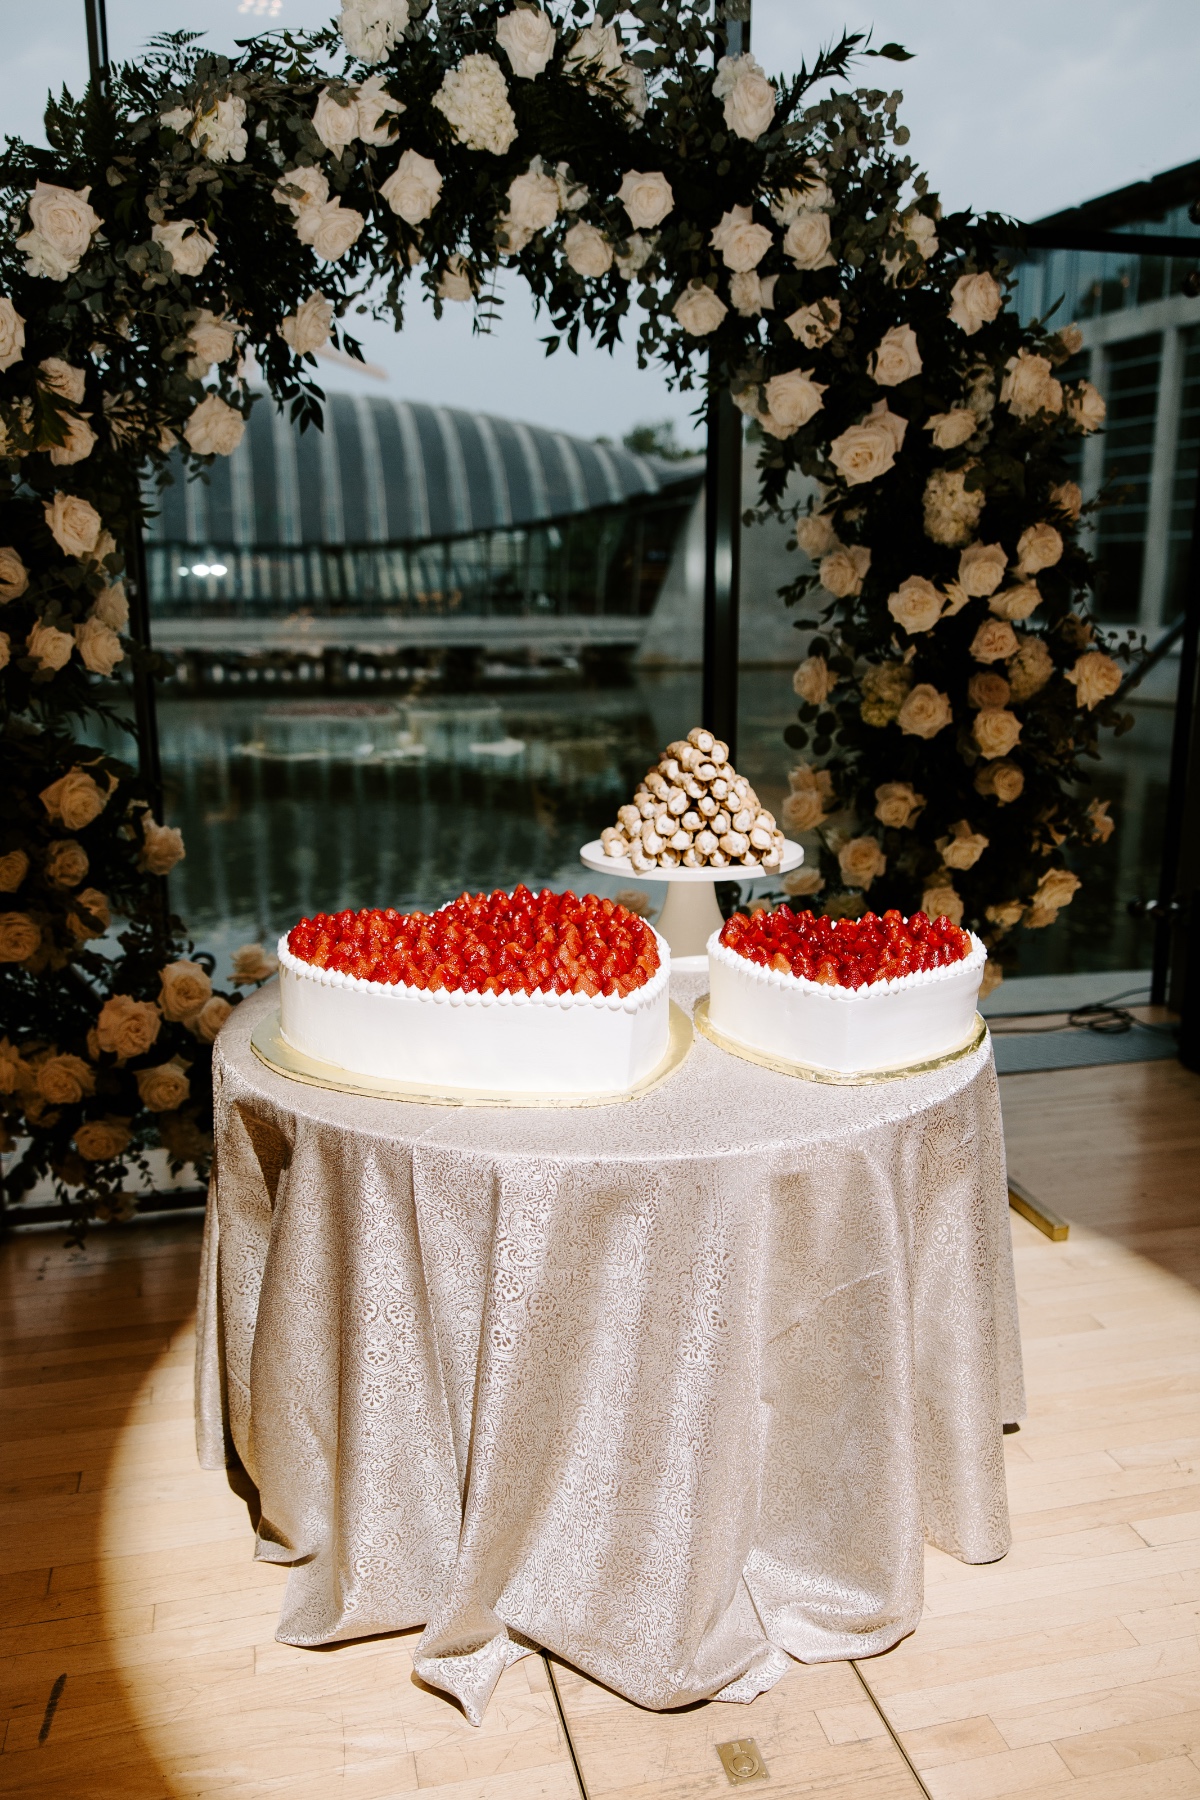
left=579, top=838, right=805, bottom=970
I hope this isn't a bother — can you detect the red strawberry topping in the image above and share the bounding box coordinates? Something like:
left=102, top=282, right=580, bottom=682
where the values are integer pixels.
left=719, top=907, right=973, bottom=989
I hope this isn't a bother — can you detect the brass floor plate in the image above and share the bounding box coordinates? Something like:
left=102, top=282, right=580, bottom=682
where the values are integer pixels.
left=717, top=1739, right=769, bottom=1785
left=249, top=1001, right=693, bottom=1109
left=693, top=997, right=988, bottom=1086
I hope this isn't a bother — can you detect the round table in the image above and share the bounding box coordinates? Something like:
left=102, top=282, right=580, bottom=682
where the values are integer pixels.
left=197, top=974, right=1023, bottom=1727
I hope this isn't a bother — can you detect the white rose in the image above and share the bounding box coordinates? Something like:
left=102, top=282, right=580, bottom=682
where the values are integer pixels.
left=187, top=310, right=237, bottom=374
left=1015, top=522, right=1063, bottom=574
left=709, top=204, right=771, bottom=273
left=273, top=166, right=330, bottom=216
left=795, top=513, right=838, bottom=558
left=874, top=781, right=924, bottom=829
left=0, top=547, right=29, bottom=600
left=91, top=582, right=129, bottom=630
left=338, top=0, right=409, bottom=64
left=380, top=150, right=443, bottom=224
left=673, top=283, right=727, bottom=337
left=712, top=52, right=776, bottom=141
left=564, top=21, right=622, bottom=80
left=190, top=95, right=247, bottom=164
left=74, top=617, right=124, bottom=677
left=923, top=466, right=985, bottom=547
left=496, top=7, right=556, bottom=78
left=160, top=105, right=192, bottom=132
left=1001, top=349, right=1063, bottom=420
left=1065, top=650, right=1122, bottom=710
left=618, top=170, right=673, bottom=230
left=503, top=163, right=560, bottom=247
left=783, top=211, right=834, bottom=271
left=870, top=323, right=922, bottom=387
left=819, top=544, right=870, bottom=597
left=896, top=683, right=952, bottom=740
left=27, top=620, right=75, bottom=671
left=1066, top=380, right=1106, bottom=433
left=280, top=292, right=334, bottom=356
left=1055, top=323, right=1084, bottom=357
left=887, top=575, right=943, bottom=635
left=0, top=296, right=25, bottom=371
left=958, top=541, right=1007, bottom=597
left=760, top=369, right=826, bottom=437
left=973, top=707, right=1022, bottom=759
left=924, top=408, right=976, bottom=450
left=48, top=416, right=96, bottom=466
left=354, top=74, right=405, bottom=145
left=44, top=492, right=101, bottom=558
left=970, top=619, right=1019, bottom=664
left=792, top=654, right=838, bottom=705
left=839, top=836, right=887, bottom=890
left=729, top=271, right=776, bottom=316
left=433, top=54, right=518, bottom=156
left=615, top=232, right=654, bottom=280
left=988, top=583, right=1042, bottom=623
left=21, top=182, right=100, bottom=275
left=771, top=169, right=831, bottom=221
left=152, top=219, right=216, bottom=277
left=829, top=401, right=906, bottom=487
left=786, top=299, right=840, bottom=347
left=616, top=62, right=647, bottom=121
left=564, top=221, right=612, bottom=278
left=296, top=200, right=366, bottom=261
left=921, top=883, right=964, bottom=927
left=437, top=254, right=474, bottom=301
left=184, top=394, right=245, bottom=458
left=19, top=232, right=75, bottom=282
left=313, top=87, right=359, bottom=154
left=948, top=271, right=1002, bottom=336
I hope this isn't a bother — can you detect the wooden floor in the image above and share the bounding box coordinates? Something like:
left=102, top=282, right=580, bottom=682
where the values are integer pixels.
left=1, top=1056, right=1198, bottom=1800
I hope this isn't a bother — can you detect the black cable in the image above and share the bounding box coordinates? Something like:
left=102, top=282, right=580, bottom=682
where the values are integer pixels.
left=986, top=984, right=1179, bottom=1039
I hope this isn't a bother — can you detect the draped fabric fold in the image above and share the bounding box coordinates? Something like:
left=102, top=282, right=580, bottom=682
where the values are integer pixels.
left=197, top=977, right=1023, bottom=1721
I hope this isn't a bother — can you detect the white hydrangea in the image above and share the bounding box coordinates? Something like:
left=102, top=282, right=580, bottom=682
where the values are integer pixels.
left=339, top=0, right=410, bottom=64
left=190, top=96, right=248, bottom=165
left=433, top=55, right=518, bottom=156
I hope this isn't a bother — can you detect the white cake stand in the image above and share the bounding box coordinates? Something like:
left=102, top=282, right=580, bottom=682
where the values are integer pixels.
left=579, top=838, right=804, bottom=969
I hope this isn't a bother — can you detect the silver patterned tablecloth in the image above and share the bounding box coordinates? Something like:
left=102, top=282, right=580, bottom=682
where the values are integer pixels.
left=196, top=974, right=1023, bottom=1724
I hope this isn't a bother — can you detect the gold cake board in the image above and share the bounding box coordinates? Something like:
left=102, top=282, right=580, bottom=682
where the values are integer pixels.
left=693, top=997, right=989, bottom=1086
left=249, top=1002, right=693, bottom=1109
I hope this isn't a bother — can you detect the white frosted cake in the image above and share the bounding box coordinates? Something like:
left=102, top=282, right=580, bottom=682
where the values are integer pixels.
left=707, top=907, right=986, bottom=1075
left=277, top=887, right=671, bottom=1095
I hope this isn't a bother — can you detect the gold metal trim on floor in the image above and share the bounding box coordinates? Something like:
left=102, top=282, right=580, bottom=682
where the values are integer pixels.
left=249, top=1001, right=693, bottom=1108
left=717, top=1739, right=769, bottom=1785
left=692, top=998, right=988, bottom=1085
left=1008, top=1176, right=1070, bottom=1240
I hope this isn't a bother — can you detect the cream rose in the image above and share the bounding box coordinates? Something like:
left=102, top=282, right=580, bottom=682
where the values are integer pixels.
left=503, top=163, right=560, bottom=248
left=496, top=7, right=556, bottom=77
left=1066, top=650, right=1121, bottom=711
left=618, top=170, right=674, bottom=230
left=729, top=271, right=776, bottom=316
left=313, top=87, right=358, bottom=154
left=958, top=541, right=1007, bottom=598
left=786, top=299, right=841, bottom=348
left=159, top=959, right=212, bottom=1023
left=1088, top=798, right=1115, bottom=843
left=273, top=166, right=330, bottom=216
left=829, top=402, right=906, bottom=487
left=760, top=369, right=826, bottom=437
left=0, top=913, right=41, bottom=962
left=44, top=840, right=88, bottom=888
left=437, top=255, right=474, bottom=302
left=713, top=52, right=776, bottom=141
left=280, top=292, right=334, bottom=356
left=152, top=219, right=216, bottom=277
left=924, top=408, right=976, bottom=450
left=874, top=781, right=924, bottom=829
left=973, top=707, right=1021, bottom=760
left=140, top=815, right=186, bottom=876
left=380, top=150, right=443, bottom=225
left=948, top=271, right=1002, bottom=336
left=21, top=182, right=101, bottom=276
left=0, top=547, right=28, bottom=600
left=27, top=620, right=75, bottom=672
left=795, top=513, right=838, bottom=558
left=75, top=1118, right=131, bottom=1161
left=48, top=415, right=96, bottom=466
left=870, top=323, right=922, bottom=387
left=0, top=296, right=25, bottom=371
left=39, top=357, right=86, bottom=404
left=986, top=900, right=1024, bottom=929
left=974, top=759, right=1024, bottom=804
left=939, top=820, right=989, bottom=871
left=40, top=767, right=110, bottom=829
left=0, top=850, right=29, bottom=892
left=968, top=671, right=1010, bottom=710
left=69, top=888, right=109, bottom=941
left=1066, top=380, right=1106, bottom=433
left=770, top=169, right=831, bottom=221
left=897, top=683, right=952, bottom=740
left=819, top=544, right=870, bottom=598
left=710, top=205, right=772, bottom=273
left=433, top=54, right=518, bottom=155
left=191, top=996, right=233, bottom=1044
left=74, top=618, right=125, bottom=677
left=1026, top=867, right=1081, bottom=928
left=0, top=1035, right=29, bottom=1091
left=988, top=582, right=1042, bottom=623
left=96, top=994, right=161, bottom=1059
left=921, top=882, right=964, bottom=926
left=0, top=632, right=8, bottom=671
left=792, top=655, right=838, bottom=706
left=673, top=282, right=727, bottom=336
left=781, top=788, right=826, bottom=831
left=136, top=1059, right=191, bottom=1112
left=339, top=0, right=409, bottom=63
left=783, top=211, right=834, bottom=271
left=782, top=868, right=825, bottom=897
left=839, top=836, right=886, bottom=890
left=187, top=311, right=237, bottom=374
left=970, top=618, right=1019, bottom=664
left=564, top=222, right=613, bottom=278
left=231, top=942, right=280, bottom=985
left=1001, top=349, right=1063, bottom=420
left=1007, top=635, right=1054, bottom=702
left=296, top=199, right=366, bottom=261
left=888, top=575, right=943, bottom=635
left=184, top=395, right=246, bottom=458
left=37, top=1053, right=94, bottom=1105
left=1050, top=480, right=1082, bottom=521
left=44, top=492, right=101, bottom=558
left=354, top=74, right=404, bottom=144
left=614, top=233, right=653, bottom=280
left=191, top=95, right=247, bottom=163
left=564, top=20, right=622, bottom=79
left=923, top=466, right=985, bottom=547
left=1016, top=522, right=1063, bottom=574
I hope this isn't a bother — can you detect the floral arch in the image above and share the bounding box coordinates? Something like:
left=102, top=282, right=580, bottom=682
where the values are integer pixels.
left=0, top=0, right=1136, bottom=1226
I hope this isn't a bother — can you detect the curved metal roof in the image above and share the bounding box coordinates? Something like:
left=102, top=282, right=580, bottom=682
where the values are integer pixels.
left=147, top=393, right=684, bottom=549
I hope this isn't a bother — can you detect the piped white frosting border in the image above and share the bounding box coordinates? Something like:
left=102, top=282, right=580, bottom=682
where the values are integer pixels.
left=707, top=927, right=987, bottom=1005
left=277, top=924, right=671, bottom=1016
